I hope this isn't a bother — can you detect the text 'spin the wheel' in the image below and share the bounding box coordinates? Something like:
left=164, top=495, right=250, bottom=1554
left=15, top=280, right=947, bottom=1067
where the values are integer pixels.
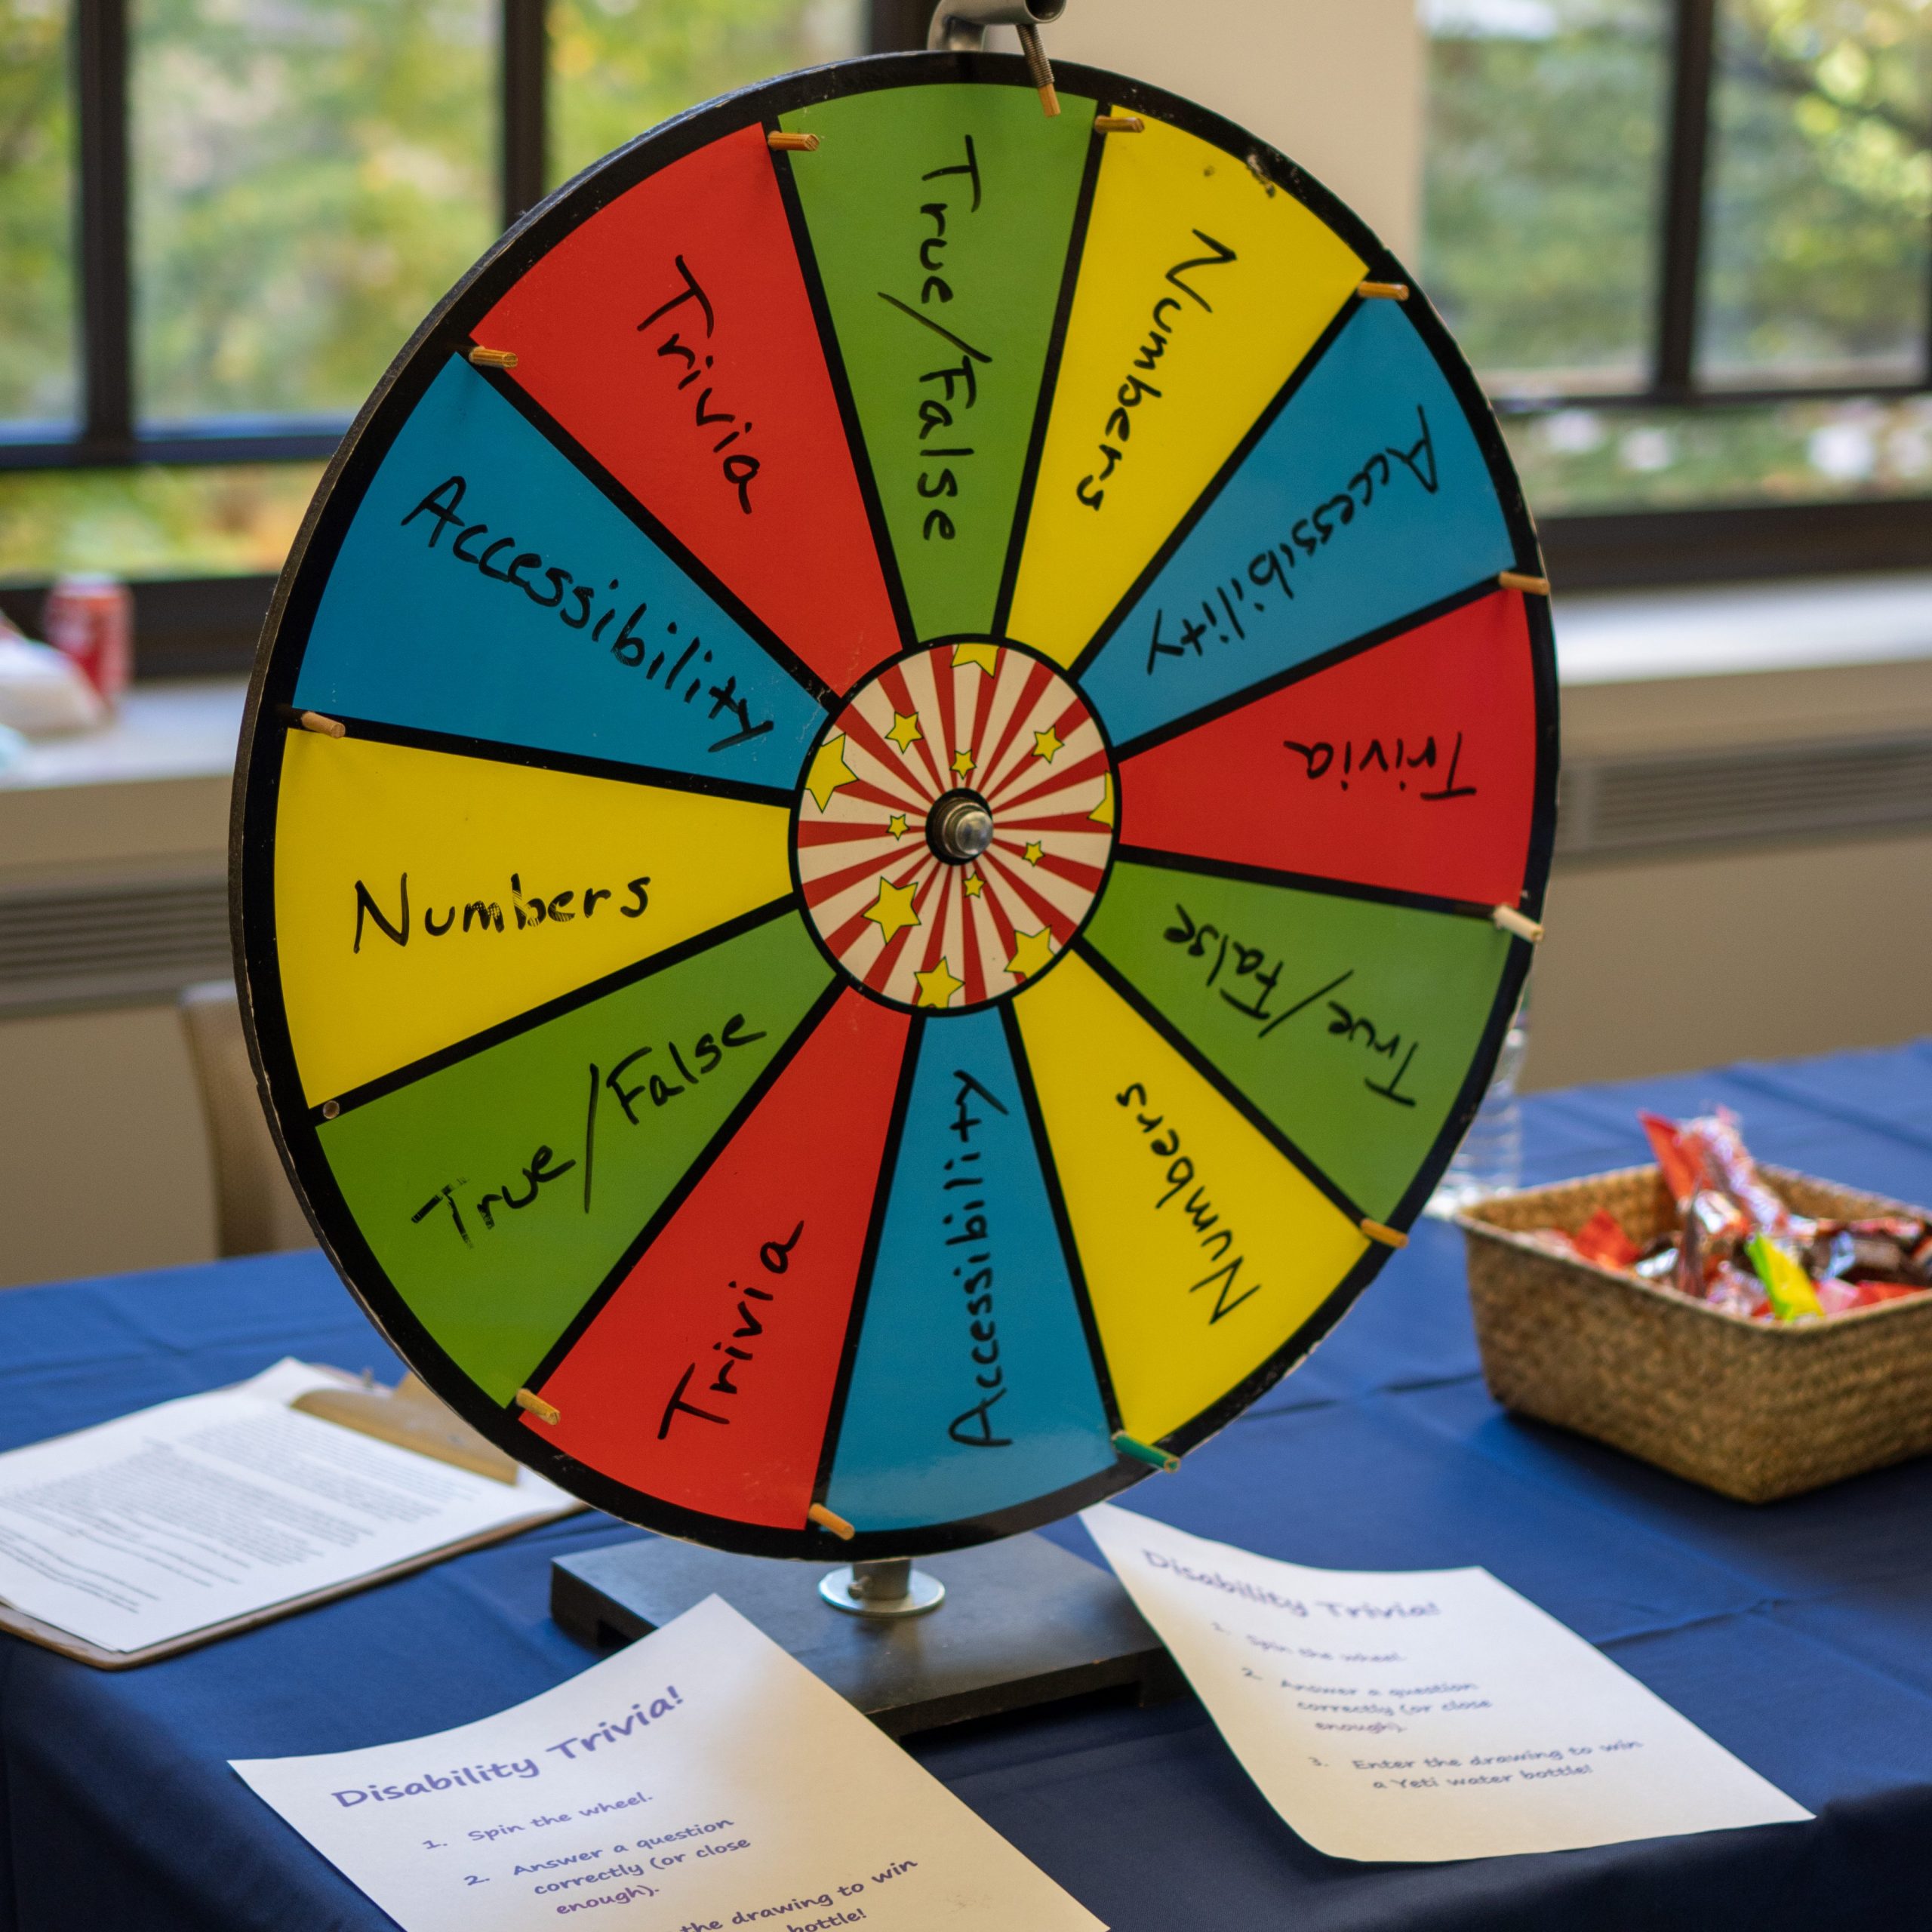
left=235, top=53, right=1556, bottom=1559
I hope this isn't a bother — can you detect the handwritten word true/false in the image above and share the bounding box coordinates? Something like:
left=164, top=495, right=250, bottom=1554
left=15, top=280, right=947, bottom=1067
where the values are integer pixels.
left=401, top=473, right=773, bottom=754
left=943, top=1066, right=1014, bottom=1449
left=1280, top=730, right=1476, bottom=802
left=658, top=1222, right=804, bottom=1441
left=1115, top=1079, right=1260, bottom=1323
left=1143, top=408, right=1442, bottom=677
left=405, top=1011, right=767, bottom=1246
left=352, top=872, right=648, bottom=953
left=878, top=134, right=992, bottom=544
left=638, top=256, right=760, bottom=515
left=1077, top=229, right=1238, bottom=512
left=1162, top=905, right=1422, bottom=1106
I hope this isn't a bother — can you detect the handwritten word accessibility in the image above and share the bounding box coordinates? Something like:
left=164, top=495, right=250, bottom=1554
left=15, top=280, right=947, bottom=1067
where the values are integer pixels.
left=1143, top=407, right=1441, bottom=677
left=943, top=1068, right=1014, bottom=1450
left=400, top=473, right=773, bottom=753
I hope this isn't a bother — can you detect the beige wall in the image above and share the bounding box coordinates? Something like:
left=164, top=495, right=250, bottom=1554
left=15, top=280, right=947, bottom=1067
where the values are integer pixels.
left=0, top=768, right=227, bottom=1289
left=1038, top=0, right=1425, bottom=258
left=0, top=1002, right=215, bottom=1287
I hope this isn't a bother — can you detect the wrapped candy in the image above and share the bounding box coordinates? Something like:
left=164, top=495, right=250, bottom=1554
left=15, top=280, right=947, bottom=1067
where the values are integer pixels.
left=1530, top=1109, right=1930, bottom=1324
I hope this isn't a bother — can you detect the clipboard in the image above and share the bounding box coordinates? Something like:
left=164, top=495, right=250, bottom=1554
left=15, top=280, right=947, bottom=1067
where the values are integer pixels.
left=0, top=1367, right=584, bottom=1669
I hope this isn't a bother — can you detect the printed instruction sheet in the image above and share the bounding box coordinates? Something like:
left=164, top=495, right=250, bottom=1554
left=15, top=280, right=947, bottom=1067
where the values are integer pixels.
left=1082, top=1503, right=1809, bottom=1860
left=0, top=1359, right=575, bottom=1652
left=233, top=1593, right=1104, bottom=1931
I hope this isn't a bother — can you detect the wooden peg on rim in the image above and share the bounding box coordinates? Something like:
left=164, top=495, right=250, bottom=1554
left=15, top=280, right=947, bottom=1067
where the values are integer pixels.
left=1360, top=1218, right=1409, bottom=1250
left=1498, top=570, right=1551, bottom=595
left=1017, top=21, right=1060, bottom=116
left=467, top=346, right=518, bottom=371
left=515, top=1387, right=561, bottom=1426
left=768, top=130, right=819, bottom=152
left=1358, top=280, right=1410, bottom=301
left=1491, top=904, right=1545, bottom=943
left=1094, top=113, right=1144, bottom=134
left=808, top=1502, right=856, bottom=1540
left=281, top=706, right=346, bottom=737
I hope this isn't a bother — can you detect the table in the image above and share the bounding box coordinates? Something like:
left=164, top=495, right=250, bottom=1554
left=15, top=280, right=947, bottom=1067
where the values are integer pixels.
left=4, top=1040, right=1932, bottom=1930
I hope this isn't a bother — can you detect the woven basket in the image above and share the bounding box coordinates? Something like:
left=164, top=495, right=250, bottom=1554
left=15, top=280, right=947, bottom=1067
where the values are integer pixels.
left=1456, top=1164, right=1932, bottom=1503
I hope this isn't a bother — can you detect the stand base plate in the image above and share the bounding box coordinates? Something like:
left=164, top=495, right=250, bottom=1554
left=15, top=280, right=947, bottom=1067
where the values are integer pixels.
left=551, top=1531, right=1183, bottom=1737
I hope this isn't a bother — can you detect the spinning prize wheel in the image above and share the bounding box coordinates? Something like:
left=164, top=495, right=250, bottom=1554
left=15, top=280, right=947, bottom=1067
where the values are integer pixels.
left=235, top=50, right=1556, bottom=1564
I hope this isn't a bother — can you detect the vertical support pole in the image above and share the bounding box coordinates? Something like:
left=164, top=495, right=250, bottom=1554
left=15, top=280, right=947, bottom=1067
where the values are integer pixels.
left=1654, top=0, right=1718, bottom=398
left=501, top=0, right=547, bottom=229
left=75, top=0, right=132, bottom=451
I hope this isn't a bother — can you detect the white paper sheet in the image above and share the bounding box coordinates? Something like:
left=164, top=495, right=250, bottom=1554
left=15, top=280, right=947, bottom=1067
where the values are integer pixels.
left=1082, top=1503, right=1809, bottom=1861
left=0, top=1359, right=576, bottom=1651
left=234, top=1594, right=1104, bottom=1932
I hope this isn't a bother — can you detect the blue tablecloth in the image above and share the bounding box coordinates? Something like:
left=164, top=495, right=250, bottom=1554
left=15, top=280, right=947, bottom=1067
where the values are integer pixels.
left=4, top=1040, right=1932, bottom=1930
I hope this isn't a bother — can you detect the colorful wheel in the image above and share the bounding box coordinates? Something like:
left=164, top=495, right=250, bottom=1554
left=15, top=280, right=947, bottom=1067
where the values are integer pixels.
left=235, top=52, right=1556, bottom=1559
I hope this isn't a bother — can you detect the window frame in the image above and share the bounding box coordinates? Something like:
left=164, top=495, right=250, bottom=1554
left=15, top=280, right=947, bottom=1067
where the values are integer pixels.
left=1, top=0, right=1926, bottom=660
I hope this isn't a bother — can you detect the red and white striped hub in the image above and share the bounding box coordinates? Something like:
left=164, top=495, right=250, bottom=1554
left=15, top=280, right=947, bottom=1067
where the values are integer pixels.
left=794, top=641, right=1117, bottom=1011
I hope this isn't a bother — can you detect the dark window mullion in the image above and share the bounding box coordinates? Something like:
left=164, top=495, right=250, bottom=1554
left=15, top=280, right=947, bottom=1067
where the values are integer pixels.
left=75, top=0, right=132, bottom=451
left=1654, top=0, right=1718, bottom=399
left=869, top=0, right=932, bottom=54
left=502, top=0, right=547, bottom=228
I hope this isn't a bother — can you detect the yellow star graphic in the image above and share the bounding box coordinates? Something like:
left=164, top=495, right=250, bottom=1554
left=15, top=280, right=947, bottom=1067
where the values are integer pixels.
left=963, top=873, right=984, bottom=898
left=915, top=958, right=965, bottom=1008
left=886, top=710, right=923, bottom=754
left=1005, top=928, right=1056, bottom=980
left=1088, top=773, right=1116, bottom=827
left=804, top=733, right=857, bottom=812
left=1032, top=724, right=1064, bottom=763
left=887, top=813, right=909, bottom=841
left=1024, top=841, right=1045, bottom=866
left=862, top=876, right=921, bottom=945
left=952, top=747, right=975, bottom=779
left=952, top=641, right=1001, bottom=675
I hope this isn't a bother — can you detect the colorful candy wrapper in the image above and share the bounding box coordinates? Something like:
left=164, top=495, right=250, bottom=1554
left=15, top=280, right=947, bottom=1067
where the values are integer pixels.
left=1640, top=1112, right=1706, bottom=1208
left=1746, top=1234, right=1824, bottom=1321
left=1571, top=1208, right=1640, bottom=1271
left=1684, top=1109, right=1807, bottom=1241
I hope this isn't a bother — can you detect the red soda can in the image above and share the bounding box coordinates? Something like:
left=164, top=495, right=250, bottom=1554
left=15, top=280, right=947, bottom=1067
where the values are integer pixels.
left=44, top=573, right=133, bottom=705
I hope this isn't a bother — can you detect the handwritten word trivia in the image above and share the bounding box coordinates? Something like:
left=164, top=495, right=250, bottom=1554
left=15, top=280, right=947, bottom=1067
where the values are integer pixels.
left=638, top=256, right=760, bottom=515
left=401, top=474, right=773, bottom=753
left=878, top=133, right=992, bottom=544
left=1145, top=408, right=1441, bottom=676
left=1078, top=230, right=1238, bottom=511
left=1280, top=728, right=1476, bottom=804
left=1115, top=1079, right=1260, bottom=1323
left=657, top=1222, right=806, bottom=1441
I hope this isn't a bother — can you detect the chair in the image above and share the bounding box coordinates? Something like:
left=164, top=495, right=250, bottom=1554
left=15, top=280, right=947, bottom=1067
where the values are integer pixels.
left=178, top=980, right=316, bottom=1258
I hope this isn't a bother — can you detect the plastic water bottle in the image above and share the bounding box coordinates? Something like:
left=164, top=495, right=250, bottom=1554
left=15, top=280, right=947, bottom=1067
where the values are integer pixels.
left=1430, top=996, right=1529, bottom=1216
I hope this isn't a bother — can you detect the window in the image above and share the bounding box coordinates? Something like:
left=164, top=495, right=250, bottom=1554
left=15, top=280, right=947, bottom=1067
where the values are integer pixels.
left=1423, top=0, right=1931, bottom=555
left=0, top=0, right=1924, bottom=651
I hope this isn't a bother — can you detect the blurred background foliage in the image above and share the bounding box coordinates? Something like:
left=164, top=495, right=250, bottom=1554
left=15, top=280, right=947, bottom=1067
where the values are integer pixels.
left=0, top=0, right=1924, bottom=586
